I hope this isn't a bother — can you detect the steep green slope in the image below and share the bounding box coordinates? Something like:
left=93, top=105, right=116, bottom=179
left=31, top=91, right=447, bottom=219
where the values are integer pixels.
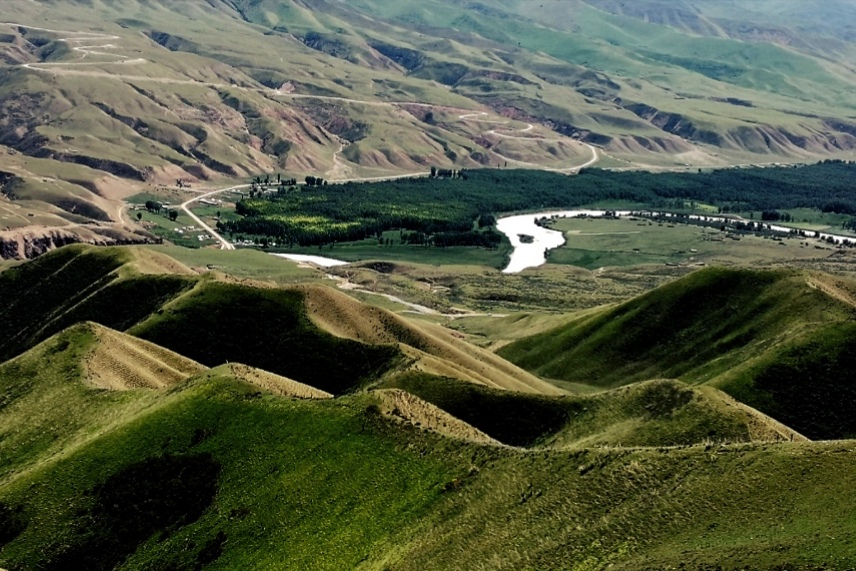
left=501, top=267, right=856, bottom=439
left=0, top=324, right=163, bottom=481
left=0, top=244, right=557, bottom=397
left=0, top=245, right=194, bottom=363
left=0, top=333, right=463, bottom=571
left=1, top=334, right=856, bottom=570
left=129, top=281, right=402, bottom=395
left=0, top=245, right=403, bottom=395
left=384, top=373, right=801, bottom=448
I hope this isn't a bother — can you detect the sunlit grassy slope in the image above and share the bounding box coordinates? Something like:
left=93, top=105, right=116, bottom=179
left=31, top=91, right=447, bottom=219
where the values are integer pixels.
left=0, top=244, right=557, bottom=395
left=501, top=267, right=856, bottom=440
left=383, top=372, right=805, bottom=448
left=1, top=328, right=856, bottom=570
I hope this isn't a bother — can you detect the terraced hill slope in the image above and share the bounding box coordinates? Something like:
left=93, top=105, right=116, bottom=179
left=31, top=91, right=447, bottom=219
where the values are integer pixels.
left=83, top=322, right=205, bottom=390
left=501, top=267, right=856, bottom=440
left=1, top=326, right=855, bottom=570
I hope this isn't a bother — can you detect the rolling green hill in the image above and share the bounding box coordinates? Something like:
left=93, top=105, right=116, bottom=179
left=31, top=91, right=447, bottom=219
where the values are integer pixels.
left=3, top=245, right=856, bottom=568
left=1, top=325, right=856, bottom=570
left=500, top=267, right=856, bottom=440
left=383, top=373, right=805, bottom=448
left=0, top=245, right=195, bottom=362
left=0, top=244, right=557, bottom=395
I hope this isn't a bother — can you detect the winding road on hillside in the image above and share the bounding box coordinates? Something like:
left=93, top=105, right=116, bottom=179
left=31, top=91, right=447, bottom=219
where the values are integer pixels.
left=5, top=21, right=603, bottom=252
left=3, top=22, right=602, bottom=177
left=457, top=112, right=599, bottom=172
left=0, top=22, right=146, bottom=68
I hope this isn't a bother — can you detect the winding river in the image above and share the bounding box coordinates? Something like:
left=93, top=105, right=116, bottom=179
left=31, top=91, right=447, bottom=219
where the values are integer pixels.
left=270, top=211, right=855, bottom=276
left=495, top=210, right=856, bottom=274
left=271, top=253, right=349, bottom=267
left=496, top=210, right=622, bottom=273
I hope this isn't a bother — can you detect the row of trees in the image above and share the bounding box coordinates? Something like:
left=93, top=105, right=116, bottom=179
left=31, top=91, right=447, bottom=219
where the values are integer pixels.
left=304, top=176, right=327, bottom=187
left=760, top=210, right=795, bottom=222
left=430, top=167, right=468, bottom=179
left=223, top=162, right=856, bottom=248
left=142, top=200, right=178, bottom=221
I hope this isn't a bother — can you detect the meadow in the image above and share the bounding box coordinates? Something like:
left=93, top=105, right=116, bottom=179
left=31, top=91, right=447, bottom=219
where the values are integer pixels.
left=545, top=216, right=833, bottom=270
left=176, top=162, right=856, bottom=272
left=1, top=324, right=855, bottom=570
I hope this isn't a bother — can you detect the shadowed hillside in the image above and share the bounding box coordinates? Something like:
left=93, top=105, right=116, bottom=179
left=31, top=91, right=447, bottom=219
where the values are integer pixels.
left=301, top=284, right=561, bottom=394
left=383, top=373, right=805, bottom=448
left=0, top=244, right=555, bottom=397
left=1, top=331, right=855, bottom=570
left=0, top=245, right=195, bottom=362
left=501, top=267, right=856, bottom=440
left=129, top=281, right=403, bottom=395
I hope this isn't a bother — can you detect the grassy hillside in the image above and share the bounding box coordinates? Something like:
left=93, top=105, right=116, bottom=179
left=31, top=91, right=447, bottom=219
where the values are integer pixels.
left=129, top=281, right=402, bottom=395
left=0, top=245, right=194, bottom=362
left=383, top=373, right=802, bottom=448
left=501, top=267, right=856, bottom=439
left=0, top=244, right=561, bottom=397
left=0, top=330, right=465, bottom=570
left=1, top=332, right=856, bottom=569
left=4, top=0, right=856, bottom=250
left=300, top=284, right=560, bottom=394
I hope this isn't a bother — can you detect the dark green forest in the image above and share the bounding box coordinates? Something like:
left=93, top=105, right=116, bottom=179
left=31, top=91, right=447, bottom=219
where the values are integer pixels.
left=220, top=161, right=856, bottom=247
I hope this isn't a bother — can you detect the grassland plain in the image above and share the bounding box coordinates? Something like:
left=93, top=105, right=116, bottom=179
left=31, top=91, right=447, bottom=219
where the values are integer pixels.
left=543, top=216, right=843, bottom=270
left=501, top=266, right=856, bottom=440
left=1, top=328, right=856, bottom=570
left=327, top=258, right=690, bottom=315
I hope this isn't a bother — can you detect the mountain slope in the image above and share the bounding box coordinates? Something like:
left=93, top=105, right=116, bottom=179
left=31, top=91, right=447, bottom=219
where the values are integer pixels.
left=3, top=0, right=856, bottom=249
left=83, top=321, right=205, bottom=390
left=301, top=284, right=561, bottom=394
left=0, top=244, right=555, bottom=397
left=0, top=244, right=195, bottom=362
left=1, top=332, right=856, bottom=570
left=501, top=267, right=856, bottom=439
left=383, top=373, right=805, bottom=448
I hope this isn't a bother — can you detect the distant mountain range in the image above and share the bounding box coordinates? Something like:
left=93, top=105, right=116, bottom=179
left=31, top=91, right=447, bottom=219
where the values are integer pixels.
left=1, top=0, right=856, bottom=243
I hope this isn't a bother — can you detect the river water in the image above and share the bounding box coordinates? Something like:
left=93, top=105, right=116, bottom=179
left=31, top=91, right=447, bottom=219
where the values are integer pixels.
left=270, top=253, right=349, bottom=267
left=495, top=210, right=855, bottom=274
left=271, top=211, right=855, bottom=275
left=496, top=210, right=620, bottom=273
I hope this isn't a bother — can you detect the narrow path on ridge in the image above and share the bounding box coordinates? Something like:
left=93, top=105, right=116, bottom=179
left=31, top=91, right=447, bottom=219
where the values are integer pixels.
left=325, top=272, right=508, bottom=318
